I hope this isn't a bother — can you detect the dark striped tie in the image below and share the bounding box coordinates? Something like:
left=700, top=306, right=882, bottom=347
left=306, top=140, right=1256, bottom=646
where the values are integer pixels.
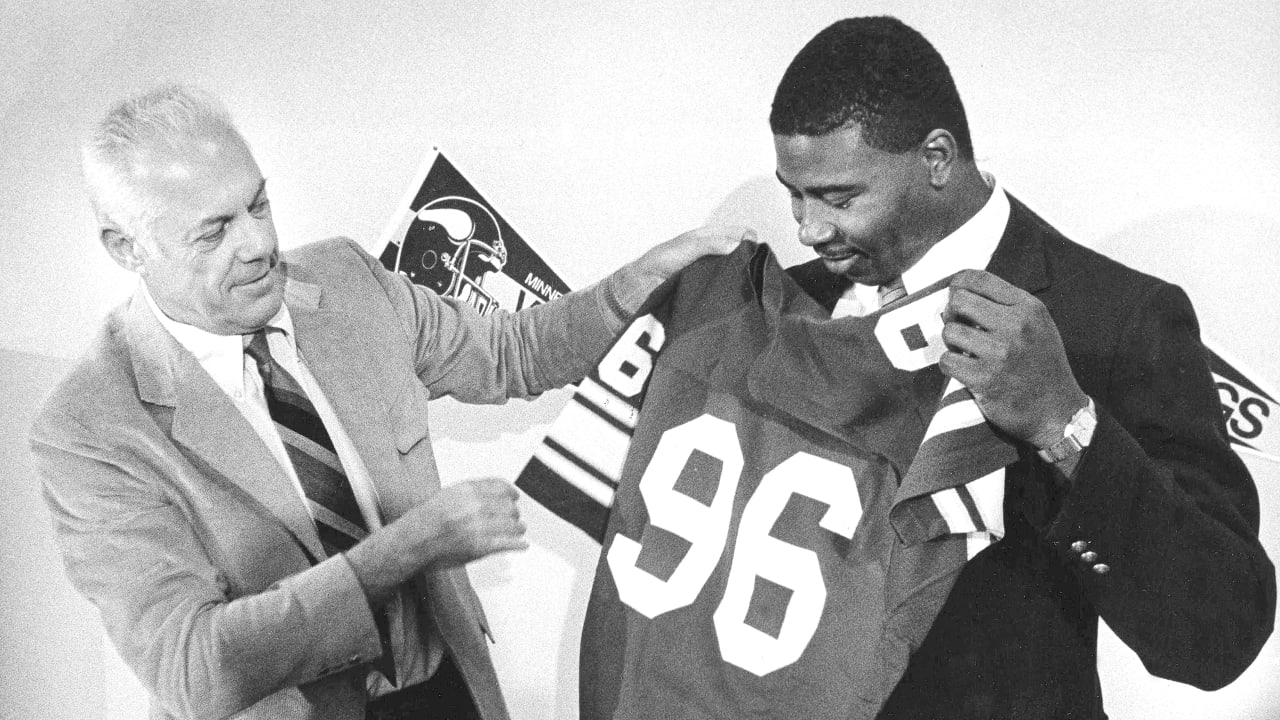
left=245, top=329, right=397, bottom=684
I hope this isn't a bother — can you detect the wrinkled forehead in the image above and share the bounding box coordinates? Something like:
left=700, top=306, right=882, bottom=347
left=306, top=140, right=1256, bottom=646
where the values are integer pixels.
left=129, top=127, right=256, bottom=187
left=124, top=129, right=263, bottom=237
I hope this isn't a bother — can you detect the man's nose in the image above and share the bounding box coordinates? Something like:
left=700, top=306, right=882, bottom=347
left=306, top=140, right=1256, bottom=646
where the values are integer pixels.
left=232, top=219, right=277, bottom=261
left=798, top=221, right=837, bottom=247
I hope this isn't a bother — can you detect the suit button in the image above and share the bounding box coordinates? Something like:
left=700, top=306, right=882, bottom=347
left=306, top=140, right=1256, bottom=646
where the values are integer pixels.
left=1071, top=540, right=1089, bottom=553
left=1081, top=551, right=1099, bottom=563
left=1092, top=563, right=1111, bottom=575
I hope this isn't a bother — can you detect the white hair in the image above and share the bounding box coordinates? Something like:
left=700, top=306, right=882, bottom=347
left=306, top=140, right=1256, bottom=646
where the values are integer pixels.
left=82, top=85, right=242, bottom=241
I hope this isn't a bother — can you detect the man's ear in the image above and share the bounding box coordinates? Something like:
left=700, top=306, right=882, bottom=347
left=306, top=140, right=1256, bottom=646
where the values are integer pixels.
left=100, top=223, right=148, bottom=275
left=920, top=129, right=959, bottom=189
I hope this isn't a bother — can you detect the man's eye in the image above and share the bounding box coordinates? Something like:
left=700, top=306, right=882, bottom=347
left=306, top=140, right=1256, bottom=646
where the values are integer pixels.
left=250, top=199, right=271, bottom=216
left=197, top=227, right=226, bottom=244
left=828, top=195, right=855, bottom=210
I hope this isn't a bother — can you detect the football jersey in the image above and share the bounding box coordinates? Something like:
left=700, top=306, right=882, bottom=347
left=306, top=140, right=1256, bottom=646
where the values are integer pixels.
left=580, top=243, right=1015, bottom=720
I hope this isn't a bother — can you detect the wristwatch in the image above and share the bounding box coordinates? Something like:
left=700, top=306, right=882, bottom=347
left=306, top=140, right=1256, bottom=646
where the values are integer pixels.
left=1037, top=398, right=1097, bottom=464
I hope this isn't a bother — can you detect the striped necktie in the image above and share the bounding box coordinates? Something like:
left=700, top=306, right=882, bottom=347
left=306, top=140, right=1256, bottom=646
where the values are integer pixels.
left=245, top=329, right=397, bottom=684
left=878, top=276, right=908, bottom=310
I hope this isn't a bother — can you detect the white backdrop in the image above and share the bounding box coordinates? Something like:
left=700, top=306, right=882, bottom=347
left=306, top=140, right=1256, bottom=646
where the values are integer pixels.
left=1, top=1, right=1277, bottom=718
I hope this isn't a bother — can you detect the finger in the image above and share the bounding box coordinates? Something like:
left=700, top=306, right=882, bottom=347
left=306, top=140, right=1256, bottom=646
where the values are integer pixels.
left=471, top=535, right=528, bottom=561
left=495, top=518, right=528, bottom=543
left=485, top=515, right=525, bottom=539
left=941, top=320, right=1000, bottom=358
left=489, top=537, right=530, bottom=554
left=714, top=225, right=757, bottom=251
left=938, top=349, right=983, bottom=386
left=945, top=287, right=1012, bottom=331
left=950, top=269, right=1023, bottom=306
left=690, top=224, right=754, bottom=243
left=479, top=498, right=520, bottom=526
left=473, top=477, right=520, bottom=499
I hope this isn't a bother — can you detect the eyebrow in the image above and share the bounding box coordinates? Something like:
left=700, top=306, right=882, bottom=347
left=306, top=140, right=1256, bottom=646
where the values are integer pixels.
left=774, top=172, right=861, bottom=196
left=195, top=178, right=268, bottom=229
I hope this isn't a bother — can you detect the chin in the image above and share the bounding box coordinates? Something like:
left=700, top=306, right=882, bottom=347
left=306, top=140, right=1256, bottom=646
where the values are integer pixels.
left=824, top=259, right=894, bottom=287
left=821, top=257, right=857, bottom=277
left=228, top=290, right=285, bottom=334
left=252, top=292, right=286, bottom=325
left=825, top=260, right=880, bottom=286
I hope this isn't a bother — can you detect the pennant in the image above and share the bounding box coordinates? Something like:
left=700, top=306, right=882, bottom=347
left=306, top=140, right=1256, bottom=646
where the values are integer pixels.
left=1207, top=341, right=1280, bottom=465
left=519, top=315, right=664, bottom=540
left=377, top=148, right=571, bottom=314
left=374, top=148, right=662, bottom=539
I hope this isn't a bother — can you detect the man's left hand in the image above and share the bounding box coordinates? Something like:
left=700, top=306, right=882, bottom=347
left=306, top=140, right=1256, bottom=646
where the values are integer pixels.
left=939, top=269, right=1088, bottom=448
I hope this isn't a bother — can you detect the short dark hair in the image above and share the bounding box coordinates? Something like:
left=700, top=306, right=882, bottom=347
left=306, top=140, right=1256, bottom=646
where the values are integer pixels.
left=770, top=16, right=973, bottom=158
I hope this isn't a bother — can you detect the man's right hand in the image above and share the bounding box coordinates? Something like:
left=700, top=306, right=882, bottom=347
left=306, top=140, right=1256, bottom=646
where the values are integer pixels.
left=346, top=478, right=528, bottom=606
left=414, top=478, right=529, bottom=569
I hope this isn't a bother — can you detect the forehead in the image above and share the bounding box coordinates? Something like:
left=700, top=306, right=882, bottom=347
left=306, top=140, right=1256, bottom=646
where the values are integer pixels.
left=129, top=130, right=262, bottom=233
left=774, top=125, right=903, bottom=188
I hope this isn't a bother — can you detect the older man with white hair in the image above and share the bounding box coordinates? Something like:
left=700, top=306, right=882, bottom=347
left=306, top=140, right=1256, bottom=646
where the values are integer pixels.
left=31, top=85, right=748, bottom=720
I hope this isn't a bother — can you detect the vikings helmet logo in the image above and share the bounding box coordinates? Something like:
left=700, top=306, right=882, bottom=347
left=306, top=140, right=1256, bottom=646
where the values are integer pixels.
left=385, top=195, right=510, bottom=315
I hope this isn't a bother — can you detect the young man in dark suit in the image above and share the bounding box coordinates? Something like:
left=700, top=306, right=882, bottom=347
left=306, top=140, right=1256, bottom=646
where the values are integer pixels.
left=773, top=16, right=1274, bottom=718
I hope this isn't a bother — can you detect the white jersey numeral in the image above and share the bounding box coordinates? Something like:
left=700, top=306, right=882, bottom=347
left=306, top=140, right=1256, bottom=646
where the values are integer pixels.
left=597, top=314, right=666, bottom=398
left=874, top=286, right=949, bottom=370
left=607, top=414, right=861, bottom=676
left=607, top=415, right=743, bottom=617
left=714, top=453, right=860, bottom=675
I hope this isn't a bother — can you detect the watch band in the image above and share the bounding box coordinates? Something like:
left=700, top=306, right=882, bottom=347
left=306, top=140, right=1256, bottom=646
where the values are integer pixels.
left=1037, top=398, right=1097, bottom=464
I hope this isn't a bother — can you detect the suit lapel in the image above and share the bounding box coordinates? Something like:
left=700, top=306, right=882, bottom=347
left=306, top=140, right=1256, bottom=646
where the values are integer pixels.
left=286, top=275, right=426, bottom=523
left=286, top=273, right=487, bottom=667
left=125, top=288, right=326, bottom=561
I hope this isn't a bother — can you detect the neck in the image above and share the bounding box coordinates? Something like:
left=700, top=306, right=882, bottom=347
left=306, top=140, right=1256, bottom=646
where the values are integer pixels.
left=925, top=163, right=992, bottom=244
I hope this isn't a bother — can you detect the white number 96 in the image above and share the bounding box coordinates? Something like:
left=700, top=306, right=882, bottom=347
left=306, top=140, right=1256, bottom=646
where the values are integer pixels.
left=606, top=414, right=861, bottom=676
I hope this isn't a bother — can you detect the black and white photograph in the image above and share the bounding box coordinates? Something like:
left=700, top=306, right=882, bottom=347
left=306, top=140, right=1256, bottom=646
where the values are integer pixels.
left=1, top=2, right=1277, bottom=718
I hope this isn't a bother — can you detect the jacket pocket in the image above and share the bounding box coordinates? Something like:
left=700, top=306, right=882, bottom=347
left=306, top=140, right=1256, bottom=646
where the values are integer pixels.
left=390, top=381, right=433, bottom=455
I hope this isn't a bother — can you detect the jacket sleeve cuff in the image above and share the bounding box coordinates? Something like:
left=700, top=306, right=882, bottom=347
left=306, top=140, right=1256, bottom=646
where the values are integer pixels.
left=272, top=553, right=385, bottom=681
left=593, top=259, right=668, bottom=333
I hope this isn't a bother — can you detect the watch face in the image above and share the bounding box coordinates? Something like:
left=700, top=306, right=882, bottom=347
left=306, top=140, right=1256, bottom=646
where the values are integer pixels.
left=1071, top=403, right=1097, bottom=446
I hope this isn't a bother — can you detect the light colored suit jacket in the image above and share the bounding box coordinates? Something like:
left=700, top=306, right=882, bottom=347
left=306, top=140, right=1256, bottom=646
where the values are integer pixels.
left=31, top=237, right=632, bottom=720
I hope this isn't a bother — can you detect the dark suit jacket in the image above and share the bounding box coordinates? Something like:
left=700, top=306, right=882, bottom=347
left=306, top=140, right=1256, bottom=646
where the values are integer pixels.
left=789, top=196, right=1275, bottom=719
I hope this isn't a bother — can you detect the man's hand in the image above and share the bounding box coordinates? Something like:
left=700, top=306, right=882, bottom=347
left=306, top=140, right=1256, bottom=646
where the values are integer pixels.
left=347, top=478, right=527, bottom=606
left=939, top=269, right=1088, bottom=448
left=414, top=478, right=529, bottom=569
left=634, top=225, right=757, bottom=282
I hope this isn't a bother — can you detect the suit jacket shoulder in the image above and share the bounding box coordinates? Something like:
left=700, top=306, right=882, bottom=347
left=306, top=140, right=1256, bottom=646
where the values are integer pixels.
left=34, top=297, right=154, bottom=445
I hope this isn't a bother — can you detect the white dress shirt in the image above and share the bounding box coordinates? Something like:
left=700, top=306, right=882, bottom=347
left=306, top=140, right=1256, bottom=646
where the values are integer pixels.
left=832, top=172, right=1011, bottom=319
left=143, top=287, right=438, bottom=696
